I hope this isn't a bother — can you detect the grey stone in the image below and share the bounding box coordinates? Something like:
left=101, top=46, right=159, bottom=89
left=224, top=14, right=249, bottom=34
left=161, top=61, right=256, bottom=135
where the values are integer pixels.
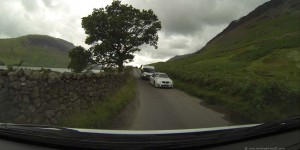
left=18, top=102, right=30, bottom=109
left=28, top=106, right=36, bottom=113
left=8, top=72, right=18, bottom=81
left=60, top=104, right=66, bottom=110
left=0, top=85, right=9, bottom=102
left=87, top=87, right=93, bottom=92
left=50, top=118, right=57, bottom=124
left=49, top=100, right=59, bottom=109
left=13, top=95, right=22, bottom=103
left=14, top=115, right=26, bottom=123
left=20, top=87, right=31, bottom=94
left=23, top=95, right=31, bottom=103
left=48, top=72, right=60, bottom=84
left=7, top=107, right=20, bottom=117
left=19, top=76, right=26, bottom=81
left=62, top=72, right=71, bottom=79
left=30, top=71, right=41, bottom=80
left=32, top=98, right=41, bottom=108
left=45, top=94, right=52, bottom=101
left=23, top=69, right=32, bottom=76
left=11, top=81, right=21, bottom=90
left=31, top=87, right=39, bottom=98
left=0, top=77, right=4, bottom=85
left=15, top=68, right=24, bottom=76
left=87, top=72, right=95, bottom=78
left=32, top=118, right=41, bottom=124
left=45, top=110, right=55, bottom=118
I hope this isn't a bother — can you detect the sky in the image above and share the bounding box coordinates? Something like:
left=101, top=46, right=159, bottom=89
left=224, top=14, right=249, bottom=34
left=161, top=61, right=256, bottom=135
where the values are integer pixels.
left=0, top=0, right=269, bottom=66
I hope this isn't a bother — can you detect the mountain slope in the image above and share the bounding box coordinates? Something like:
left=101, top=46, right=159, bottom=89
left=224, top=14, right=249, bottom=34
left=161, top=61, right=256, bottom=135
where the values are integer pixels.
left=153, top=0, right=300, bottom=122
left=0, top=34, right=74, bottom=67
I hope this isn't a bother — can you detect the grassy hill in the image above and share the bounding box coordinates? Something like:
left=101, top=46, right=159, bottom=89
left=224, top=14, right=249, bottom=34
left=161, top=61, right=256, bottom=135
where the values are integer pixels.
left=0, top=34, right=74, bottom=68
left=153, top=0, right=300, bottom=122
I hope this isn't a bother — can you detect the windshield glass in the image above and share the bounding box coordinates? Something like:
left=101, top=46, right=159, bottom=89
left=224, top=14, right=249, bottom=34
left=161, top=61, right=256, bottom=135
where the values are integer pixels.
left=0, top=0, right=298, bottom=136
left=143, top=68, right=155, bottom=73
left=157, top=74, right=169, bottom=78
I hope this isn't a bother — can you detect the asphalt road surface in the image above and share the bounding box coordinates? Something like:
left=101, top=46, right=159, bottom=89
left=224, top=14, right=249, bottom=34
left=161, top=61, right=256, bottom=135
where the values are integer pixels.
left=121, top=69, right=231, bottom=130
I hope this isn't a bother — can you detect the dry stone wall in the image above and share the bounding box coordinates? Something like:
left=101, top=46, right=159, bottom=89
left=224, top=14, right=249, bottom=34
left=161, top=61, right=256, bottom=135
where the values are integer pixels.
left=0, top=68, right=127, bottom=125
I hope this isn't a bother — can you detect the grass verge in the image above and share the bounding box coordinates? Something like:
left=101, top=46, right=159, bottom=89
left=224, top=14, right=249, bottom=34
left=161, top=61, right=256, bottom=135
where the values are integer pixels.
left=59, top=73, right=136, bottom=129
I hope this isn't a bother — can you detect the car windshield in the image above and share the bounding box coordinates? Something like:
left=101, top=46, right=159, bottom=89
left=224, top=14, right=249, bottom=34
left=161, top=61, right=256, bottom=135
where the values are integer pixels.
left=0, top=0, right=299, bottom=145
left=143, top=68, right=155, bottom=73
left=157, top=74, right=169, bottom=78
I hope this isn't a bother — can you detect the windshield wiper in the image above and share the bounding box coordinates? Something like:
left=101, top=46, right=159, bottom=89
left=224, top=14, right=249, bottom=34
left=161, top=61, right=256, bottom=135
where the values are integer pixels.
left=0, top=115, right=299, bottom=150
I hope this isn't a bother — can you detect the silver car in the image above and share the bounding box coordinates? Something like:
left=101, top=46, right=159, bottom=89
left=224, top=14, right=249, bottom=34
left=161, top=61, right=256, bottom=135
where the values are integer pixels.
left=150, top=72, right=173, bottom=88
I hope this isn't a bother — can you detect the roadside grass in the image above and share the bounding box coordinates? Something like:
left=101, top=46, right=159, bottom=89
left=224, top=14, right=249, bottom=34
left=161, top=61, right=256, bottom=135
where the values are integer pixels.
left=59, top=73, right=136, bottom=129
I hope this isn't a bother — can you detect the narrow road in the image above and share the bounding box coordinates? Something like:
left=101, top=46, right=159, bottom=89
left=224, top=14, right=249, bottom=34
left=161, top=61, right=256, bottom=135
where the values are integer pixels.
left=126, top=69, right=231, bottom=130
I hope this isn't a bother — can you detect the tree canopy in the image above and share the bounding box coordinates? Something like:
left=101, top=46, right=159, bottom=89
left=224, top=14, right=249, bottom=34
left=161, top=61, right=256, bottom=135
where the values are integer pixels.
left=75, top=0, right=162, bottom=72
left=68, top=46, right=92, bottom=73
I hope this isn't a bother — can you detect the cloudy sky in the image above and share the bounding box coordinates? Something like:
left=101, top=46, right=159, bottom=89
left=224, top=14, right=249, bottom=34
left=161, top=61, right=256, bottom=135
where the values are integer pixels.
left=0, top=0, right=269, bottom=66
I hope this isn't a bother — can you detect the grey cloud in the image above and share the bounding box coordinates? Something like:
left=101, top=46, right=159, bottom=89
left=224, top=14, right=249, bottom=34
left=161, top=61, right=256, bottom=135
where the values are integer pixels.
left=125, top=0, right=269, bottom=36
left=0, top=0, right=270, bottom=66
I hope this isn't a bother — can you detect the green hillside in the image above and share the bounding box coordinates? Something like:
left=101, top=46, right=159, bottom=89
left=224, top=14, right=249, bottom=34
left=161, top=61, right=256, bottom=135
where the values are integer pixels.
left=153, top=0, right=300, bottom=122
left=0, top=34, right=74, bottom=68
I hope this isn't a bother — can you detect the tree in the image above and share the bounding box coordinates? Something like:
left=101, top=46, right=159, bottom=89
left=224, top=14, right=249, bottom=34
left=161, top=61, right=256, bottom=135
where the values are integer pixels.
left=68, top=46, right=92, bottom=73
left=81, top=0, right=161, bottom=72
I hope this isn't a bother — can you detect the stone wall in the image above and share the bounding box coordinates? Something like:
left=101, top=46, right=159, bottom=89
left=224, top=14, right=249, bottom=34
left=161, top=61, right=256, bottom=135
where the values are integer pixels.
left=0, top=68, right=127, bottom=125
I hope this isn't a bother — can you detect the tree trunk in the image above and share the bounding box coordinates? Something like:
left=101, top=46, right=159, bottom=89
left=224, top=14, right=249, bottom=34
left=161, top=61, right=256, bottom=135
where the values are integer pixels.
left=117, top=62, right=124, bottom=73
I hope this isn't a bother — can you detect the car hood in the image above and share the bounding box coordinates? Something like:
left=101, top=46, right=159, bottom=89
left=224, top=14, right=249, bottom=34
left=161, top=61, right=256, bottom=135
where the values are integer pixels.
left=156, top=78, right=173, bottom=82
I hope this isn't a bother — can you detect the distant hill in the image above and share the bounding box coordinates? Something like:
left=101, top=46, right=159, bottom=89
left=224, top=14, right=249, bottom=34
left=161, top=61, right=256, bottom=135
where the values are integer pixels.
left=153, top=0, right=300, bottom=122
left=0, top=34, right=75, bottom=68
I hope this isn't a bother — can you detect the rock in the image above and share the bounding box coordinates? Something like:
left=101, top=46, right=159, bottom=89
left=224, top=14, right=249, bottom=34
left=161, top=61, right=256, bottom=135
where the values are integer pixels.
left=32, top=98, right=41, bottom=108
left=23, top=94, right=31, bottom=103
left=30, top=71, right=41, bottom=80
left=14, top=115, right=26, bottom=123
left=87, top=72, right=95, bottom=78
left=23, top=69, right=32, bottom=76
left=0, top=77, right=5, bottom=85
left=32, top=118, right=41, bottom=124
left=0, top=86, right=9, bottom=102
left=45, top=110, right=55, bottom=118
left=18, top=102, right=30, bottom=109
left=31, top=86, right=39, bottom=98
left=15, top=68, right=24, bottom=77
left=50, top=118, right=58, bottom=124
left=7, top=107, right=20, bottom=117
left=19, top=76, right=26, bottom=82
left=13, top=95, right=22, bottom=103
left=95, top=73, right=103, bottom=78
left=48, top=72, right=60, bottom=84
left=45, top=94, right=52, bottom=101
left=60, top=104, right=66, bottom=110
left=69, top=93, right=77, bottom=102
left=8, top=72, right=18, bottom=81
left=49, top=100, right=59, bottom=109
left=11, top=81, right=21, bottom=90
left=56, top=112, right=62, bottom=119
left=20, top=87, right=31, bottom=94
left=59, top=90, right=65, bottom=96
left=62, top=72, right=71, bottom=79
left=28, top=105, right=36, bottom=113
left=87, top=87, right=93, bottom=92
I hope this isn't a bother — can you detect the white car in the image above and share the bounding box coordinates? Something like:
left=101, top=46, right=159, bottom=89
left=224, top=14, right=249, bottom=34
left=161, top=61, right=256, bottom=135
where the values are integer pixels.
left=150, top=72, right=173, bottom=88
